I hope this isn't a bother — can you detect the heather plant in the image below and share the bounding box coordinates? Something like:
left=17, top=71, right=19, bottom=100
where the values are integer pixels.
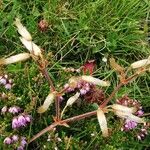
left=0, top=18, right=150, bottom=150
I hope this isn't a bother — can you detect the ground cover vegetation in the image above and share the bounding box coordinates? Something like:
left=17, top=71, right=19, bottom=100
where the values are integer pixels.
left=0, top=0, right=150, bottom=149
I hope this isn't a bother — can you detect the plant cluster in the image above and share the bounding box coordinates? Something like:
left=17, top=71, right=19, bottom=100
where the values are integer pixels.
left=0, top=18, right=150, bottom=149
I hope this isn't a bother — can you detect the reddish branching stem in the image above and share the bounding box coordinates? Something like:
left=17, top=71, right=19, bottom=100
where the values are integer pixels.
left=31, top=60, right=148, bottom=143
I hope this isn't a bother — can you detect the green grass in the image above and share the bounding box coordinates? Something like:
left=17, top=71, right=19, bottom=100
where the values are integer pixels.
left=0, top=0, right=150, bottom=150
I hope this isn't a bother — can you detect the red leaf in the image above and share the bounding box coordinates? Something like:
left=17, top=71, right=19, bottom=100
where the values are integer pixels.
left=82, top=60, right=96, bottom=75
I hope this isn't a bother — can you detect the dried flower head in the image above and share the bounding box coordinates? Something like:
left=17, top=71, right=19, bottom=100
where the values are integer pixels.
left=38, top=19, right=49, bottom=32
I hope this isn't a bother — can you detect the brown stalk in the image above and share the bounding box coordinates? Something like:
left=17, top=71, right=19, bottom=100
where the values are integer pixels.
left=30, top=63, right=148, bottom=143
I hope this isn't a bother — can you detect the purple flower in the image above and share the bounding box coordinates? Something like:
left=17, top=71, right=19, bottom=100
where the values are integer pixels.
left=17, top=115, right=27, bottom=126
left=17, top=146, right=24, bottom=150
left=137, top=128, right=148, bottom=140
left=12, top=135, right=19, bottom=142
left=123, top=119, right=138, bottom=131
left=21, top=137, right=27, bottom=147
left=136, top=110, right=144, bottom=116
left=25, top=115, right=31, bottom=123
left=8, top=106, right=21, bottom=114
left=0, top=78, right=7, bottom=85
left=12, top=117, right=19, bottom=129
left=12, top=114, right=32, bottom=129
left=1, top=106, right=7, bottom=114
left=3, top=137, right=12, bottom=144
left=80, top=89, right=87, bottom=95
left=5, top=83, right=12, bottom=90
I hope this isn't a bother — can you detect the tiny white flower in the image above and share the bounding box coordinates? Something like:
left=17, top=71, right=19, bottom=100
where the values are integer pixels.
left=81, top=75, right=110, bottom=87
left=38, top=92, right=56, bottom=113
left=0, top=53, right=30, bottom=65
left=20, top=37, right=42, bottom=56
left=102, top=57, right=107, bottom=63
left=14, top=18, right=32, bottom=41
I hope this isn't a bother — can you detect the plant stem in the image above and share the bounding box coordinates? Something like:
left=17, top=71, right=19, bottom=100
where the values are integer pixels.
left=30, top=68, right=147, bottom=143
left=100, top=82, right=123, bottom=108
left=41, top=67, right=55, bottom=92
left=55, top=97, right=60, bottom=120
left=29, top=110, right=97, bottom=143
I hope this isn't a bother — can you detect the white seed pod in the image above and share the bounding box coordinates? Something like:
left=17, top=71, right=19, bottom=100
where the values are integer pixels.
left=115, top=111, right=145, bottom=123
left=20, top=37, right=42, bottom=56
left=0, top=53, right=30, bottom=65
left=97, top=108, right=108, bottom=137
left=61, top=92, right=80, bottom=118
left=38, top=92, right=56, bottom=113
left=131, top=59, right=150, bottom=69
left=81, top=75, right=110, bottom=86
left=14, top=18, right=32, bottom=41
left=66, top=92, right=80, bottom=106
left=111, top=104, right=137, bottom=114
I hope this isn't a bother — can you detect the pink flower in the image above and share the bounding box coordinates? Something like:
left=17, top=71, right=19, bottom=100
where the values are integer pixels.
left=12, top=117, right=19, bottom=129
left=25, top=115, right=31, bottom=123
left=5, top=83, right=12, bottom=90
left=3, top=137, right=12, bottom=144
left=20, top=137, right=27, bottom=147
left=8, top=106, right=21, bottom=114
left=12, top=135, right=19, bottom=142
left=17, top=115, right=26, bottom=126
left=0, top=78, right=7, bottom=85
left=123, top=119, right=138, bottom=131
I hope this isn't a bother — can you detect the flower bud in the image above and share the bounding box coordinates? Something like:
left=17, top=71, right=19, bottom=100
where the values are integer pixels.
left=3, top=137, right=12, bottom=144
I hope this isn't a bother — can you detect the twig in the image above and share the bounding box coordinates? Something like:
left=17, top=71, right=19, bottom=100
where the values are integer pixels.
left=29, top=65, right=149, bottom=143
left=100, top=82, right=123, bottom=108
left=55, top=97, right=60, bottom=120
left=40, top=67, right=55, bottom=92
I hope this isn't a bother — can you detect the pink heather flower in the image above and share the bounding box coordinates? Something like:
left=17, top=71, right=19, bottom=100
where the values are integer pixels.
left=21, top=137, right=27, bottom=147
left=8, top=106, right=21, bottom=114
left=17, top=146, right=24, bottom=150
left=137, top=128, right=148, bottom=140
left=17, top=115, right=26, bottom=126
left=80, top=89, right=87, bottom=95
left=5, top=83, right=12, bottom=90
left=123, top=119, right=138, bottom=131
left=0, top=78, right=7, bottom=85
left=12, top=135, right=19, bottom=142
left=12, top=117, right=19, bottom=129
left=136, top=110, right=144, bottom=116
left=1, top=106, right=7, bottom=114
left=25, top=115, right=31, bottom=123
left=3, top=137, right=12, bottom=144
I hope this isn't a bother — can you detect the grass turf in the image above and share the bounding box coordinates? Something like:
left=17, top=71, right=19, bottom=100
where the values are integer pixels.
left=0, top=0, right=150, bottom=149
